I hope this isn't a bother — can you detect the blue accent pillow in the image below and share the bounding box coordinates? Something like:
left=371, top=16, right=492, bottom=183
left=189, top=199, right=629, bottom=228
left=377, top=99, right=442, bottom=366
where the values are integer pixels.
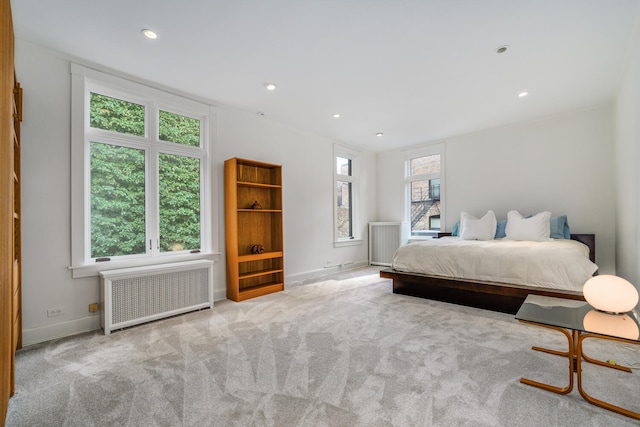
left=495, top=219, right=507, bottom=238
left=451, top=221, right=459, bottom=236
left=550, top=215, right=570, bottom=239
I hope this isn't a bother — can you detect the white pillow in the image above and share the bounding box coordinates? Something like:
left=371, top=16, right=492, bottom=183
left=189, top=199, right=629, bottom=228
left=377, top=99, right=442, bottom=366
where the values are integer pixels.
left=504, top=210, right=552, bottom=241
left=459, top=210, right=497, bottom=241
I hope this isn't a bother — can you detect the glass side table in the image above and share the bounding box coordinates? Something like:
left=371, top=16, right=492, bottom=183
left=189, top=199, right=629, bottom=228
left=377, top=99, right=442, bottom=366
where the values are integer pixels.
left=515, top=294, right=640, bottom=420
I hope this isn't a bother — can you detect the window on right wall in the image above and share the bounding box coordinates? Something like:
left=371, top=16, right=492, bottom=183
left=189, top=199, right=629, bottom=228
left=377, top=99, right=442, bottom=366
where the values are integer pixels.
left=333, top=144, right=361, bottom=246
left=406, top=144, right=444, bottom=238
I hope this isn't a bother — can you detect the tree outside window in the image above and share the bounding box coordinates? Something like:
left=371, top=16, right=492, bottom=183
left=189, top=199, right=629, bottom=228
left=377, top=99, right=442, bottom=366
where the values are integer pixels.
left=87, top=91, right=205, bottom=260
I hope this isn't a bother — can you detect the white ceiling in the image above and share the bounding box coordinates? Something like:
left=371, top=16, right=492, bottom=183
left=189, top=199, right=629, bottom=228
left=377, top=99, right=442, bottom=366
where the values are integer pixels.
left=11, top=0, right=640, bottom=152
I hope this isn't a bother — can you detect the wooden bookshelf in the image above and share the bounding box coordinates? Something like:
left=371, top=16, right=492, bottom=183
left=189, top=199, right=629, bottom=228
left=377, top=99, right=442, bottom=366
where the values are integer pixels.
left=10, top=79, right=21, bottom=396
left=1, top=0, right=21, bottom=420
left=224, top=158, right=284, bottom=301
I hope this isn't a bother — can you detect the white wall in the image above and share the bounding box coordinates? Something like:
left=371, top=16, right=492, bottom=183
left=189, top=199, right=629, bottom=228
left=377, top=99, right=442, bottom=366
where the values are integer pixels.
left=377, top=106, right=616, bottom=274
left=15, top=40, right=102, bottom=345
left=614, top=14, right=640, bottom=291
left=214, top=107, right=377, bottom=288
left=15, top=40, right=376, bottom=345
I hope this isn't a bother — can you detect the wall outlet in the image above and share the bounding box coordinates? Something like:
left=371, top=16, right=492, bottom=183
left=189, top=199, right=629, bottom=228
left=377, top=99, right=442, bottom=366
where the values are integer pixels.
left=88, top=303, right=99, bottom=313
left=47, top=307, right=64, bottom=317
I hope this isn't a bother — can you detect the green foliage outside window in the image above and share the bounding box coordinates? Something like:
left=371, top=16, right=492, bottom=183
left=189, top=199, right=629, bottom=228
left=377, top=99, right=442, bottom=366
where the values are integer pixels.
left=159, top=110, right=200, bottom=147
left=90, top=93, right=145, bottom=137
left=159, top=154, right=201, bottom=252
left=89, top=92, right=202, bottom=258
left=90, top=143, right=146, bottom=258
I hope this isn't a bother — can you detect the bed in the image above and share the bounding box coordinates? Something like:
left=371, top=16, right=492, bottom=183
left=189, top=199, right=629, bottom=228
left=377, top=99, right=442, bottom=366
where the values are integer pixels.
left=380, top=233, right=597, bottom=314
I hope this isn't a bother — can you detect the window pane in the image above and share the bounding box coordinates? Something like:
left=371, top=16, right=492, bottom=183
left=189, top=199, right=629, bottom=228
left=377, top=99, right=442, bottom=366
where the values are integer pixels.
left=411, top=180, right=429, bottom=202
left=158, top=110, right=201, bottom=147
left=430, top=178, right=440, bottom=200
left=90, top=142, right=146, bottom=258
left=159, top=153, right=201, bottom=252
left=429, top=215, right=441, bottom=230
left=337, top=156, right=351, bottom=176
left=410, top=154, right=440, bottom=176
left=411, top=180, right=441, bottom=235
left=89, top=93, right=145, bottom=136
left=337, top=180, right=352, bottom=239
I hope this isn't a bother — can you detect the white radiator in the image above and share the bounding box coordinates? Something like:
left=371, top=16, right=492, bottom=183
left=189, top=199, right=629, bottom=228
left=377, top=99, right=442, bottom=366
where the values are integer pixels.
left=99, top=260, right=214, bottom=335
left=369, top=222, right=409, bottom=266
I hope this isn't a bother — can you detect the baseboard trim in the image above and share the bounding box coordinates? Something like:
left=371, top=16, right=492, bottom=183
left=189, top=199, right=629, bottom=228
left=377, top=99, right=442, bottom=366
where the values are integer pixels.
left=22, top=315, right=101, bottom=347
left=22, top=260, right=369, bottom=346
left=213, top=289, right=227, bottom=302
left=285, top=260, right=369, bottom=285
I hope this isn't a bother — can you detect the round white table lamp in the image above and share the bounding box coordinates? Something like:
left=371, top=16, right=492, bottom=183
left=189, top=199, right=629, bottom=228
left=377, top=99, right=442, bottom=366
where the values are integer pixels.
left=583, top=275, right=639, bottom=314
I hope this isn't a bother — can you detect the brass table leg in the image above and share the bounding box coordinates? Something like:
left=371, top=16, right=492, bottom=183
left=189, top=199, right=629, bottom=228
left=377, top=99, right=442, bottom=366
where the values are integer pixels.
left=576, top=333, right=640, bottom=420
left=519, top=320, right=574, bottom=394
left=580, top=342, right=633, bottom=373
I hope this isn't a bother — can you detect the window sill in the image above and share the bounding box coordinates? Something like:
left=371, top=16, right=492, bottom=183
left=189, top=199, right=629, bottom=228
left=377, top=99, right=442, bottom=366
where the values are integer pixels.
left=69, top=252, right=220, bottom=279
left=334, top=239, right=363, bottom=248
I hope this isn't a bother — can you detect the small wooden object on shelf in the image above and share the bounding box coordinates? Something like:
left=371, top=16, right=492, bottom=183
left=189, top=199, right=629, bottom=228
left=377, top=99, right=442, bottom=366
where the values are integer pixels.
left=224, top=158, right=284, bottom=302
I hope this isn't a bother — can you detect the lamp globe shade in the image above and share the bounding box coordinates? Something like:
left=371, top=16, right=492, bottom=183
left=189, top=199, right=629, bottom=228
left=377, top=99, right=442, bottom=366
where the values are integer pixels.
left=583, top=275, right=639, bottom=314
left=583, top=310, right=639, bottom=340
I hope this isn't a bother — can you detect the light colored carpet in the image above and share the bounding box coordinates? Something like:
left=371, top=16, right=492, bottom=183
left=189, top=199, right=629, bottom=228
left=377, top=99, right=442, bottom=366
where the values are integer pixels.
left=6, top=270, right=640, bottom=426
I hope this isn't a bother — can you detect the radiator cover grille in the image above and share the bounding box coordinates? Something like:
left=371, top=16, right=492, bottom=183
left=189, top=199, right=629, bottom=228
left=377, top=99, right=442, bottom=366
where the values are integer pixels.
left=100, top=260, right=214, bottom=335
left=369, top=222, right=409, bottom=266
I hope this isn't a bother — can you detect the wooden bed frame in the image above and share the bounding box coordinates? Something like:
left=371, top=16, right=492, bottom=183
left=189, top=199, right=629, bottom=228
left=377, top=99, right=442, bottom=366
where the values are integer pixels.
left=380, top=234, right=595, bottom=314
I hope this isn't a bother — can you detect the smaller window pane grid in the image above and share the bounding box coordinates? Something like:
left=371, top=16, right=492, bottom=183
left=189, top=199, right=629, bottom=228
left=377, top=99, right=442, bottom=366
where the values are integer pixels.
left=337, top=180, right=352, bottom=239
left=159, top=154, right=201, bottom=252
left=412, top=200, right=441, bottom=234
left=90, top=142, right=146, bottom=258
left=411, top=179, right=440, bottom=202
left=410, top=154, right=440, bottom=176
left=158, top=110, right=201, bottom=147
left=89, top=92, right=145, bottom=137
left=336, top=157, right=351, bottom=176
left=409, top=153, right=441, bottom=235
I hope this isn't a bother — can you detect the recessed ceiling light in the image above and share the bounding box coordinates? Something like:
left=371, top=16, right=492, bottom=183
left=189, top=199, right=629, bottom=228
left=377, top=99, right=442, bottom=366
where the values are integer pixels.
left=496, top=45, right=509, bottom=54
left=518, top=91, right=529, bottom=98
left=376, top=132, right=383, bottom=137
left=265, top=83, right=277, bottom=91
left=332, top=113, right=341, bottom=118
left=141, top=29, right=158, bottom=39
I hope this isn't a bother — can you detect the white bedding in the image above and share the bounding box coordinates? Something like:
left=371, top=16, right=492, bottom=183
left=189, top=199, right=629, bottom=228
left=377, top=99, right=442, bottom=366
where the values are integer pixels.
left=391, top=237, right=598, bottom=292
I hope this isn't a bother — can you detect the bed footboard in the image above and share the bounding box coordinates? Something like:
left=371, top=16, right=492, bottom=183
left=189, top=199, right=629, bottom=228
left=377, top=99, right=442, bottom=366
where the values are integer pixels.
left=380, top=269, right=585, bottom=314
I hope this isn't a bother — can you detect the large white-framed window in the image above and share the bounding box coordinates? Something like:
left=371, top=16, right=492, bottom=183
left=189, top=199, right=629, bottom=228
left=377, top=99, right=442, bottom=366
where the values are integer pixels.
left=70, top=64, right=215, bottom=277
left=405, top=143, right=445, bottom=238
left=334, top=144, right=361, bottom=246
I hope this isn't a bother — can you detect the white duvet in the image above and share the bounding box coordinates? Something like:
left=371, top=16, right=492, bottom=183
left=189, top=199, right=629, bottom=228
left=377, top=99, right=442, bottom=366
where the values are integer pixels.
left=392, top=237, right=598, bottom=292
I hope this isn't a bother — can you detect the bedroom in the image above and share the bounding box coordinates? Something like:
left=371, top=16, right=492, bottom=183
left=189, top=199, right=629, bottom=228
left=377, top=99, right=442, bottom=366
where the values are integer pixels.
left=2, top=0, right=640, bottom=424
left=8, top=0, right=639, bottom=346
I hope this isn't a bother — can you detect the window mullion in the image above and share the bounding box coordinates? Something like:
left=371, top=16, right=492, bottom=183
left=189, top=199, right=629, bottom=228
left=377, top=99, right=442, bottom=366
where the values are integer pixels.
left=147, top=145, right=159, bottom=257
